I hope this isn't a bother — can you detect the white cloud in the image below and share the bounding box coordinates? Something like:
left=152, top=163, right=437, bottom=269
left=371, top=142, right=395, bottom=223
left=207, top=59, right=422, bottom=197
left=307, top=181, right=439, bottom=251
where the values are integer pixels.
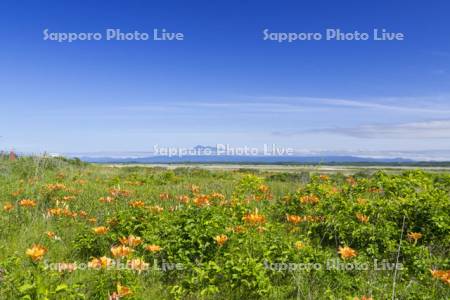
left=34, top=94, right=450, bottom=116
left=250, top=95, right=450, bottom=114
left=313, top=120, right=450, bottom=139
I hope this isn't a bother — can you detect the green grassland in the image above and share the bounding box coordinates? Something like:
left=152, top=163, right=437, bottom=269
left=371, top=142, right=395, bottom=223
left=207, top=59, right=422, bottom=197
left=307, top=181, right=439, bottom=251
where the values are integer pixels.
left=0, top=155, right=449, bottom=299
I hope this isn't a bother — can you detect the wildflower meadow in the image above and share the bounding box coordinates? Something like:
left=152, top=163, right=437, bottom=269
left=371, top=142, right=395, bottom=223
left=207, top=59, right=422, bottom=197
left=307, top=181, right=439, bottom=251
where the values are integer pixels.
left=0, top=155, right=449, bottom=299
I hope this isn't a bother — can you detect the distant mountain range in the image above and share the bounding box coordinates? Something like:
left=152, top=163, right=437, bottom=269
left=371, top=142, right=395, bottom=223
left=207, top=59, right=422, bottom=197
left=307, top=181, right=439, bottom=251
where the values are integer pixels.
left=7, top=146, right=450, bottom=164
left=78, top=155, right=414, bottom=164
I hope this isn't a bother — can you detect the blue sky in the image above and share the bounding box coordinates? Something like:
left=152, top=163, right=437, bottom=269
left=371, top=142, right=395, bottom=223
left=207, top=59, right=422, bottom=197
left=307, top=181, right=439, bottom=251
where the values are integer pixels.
left=1, top=1, right=450, bottom=159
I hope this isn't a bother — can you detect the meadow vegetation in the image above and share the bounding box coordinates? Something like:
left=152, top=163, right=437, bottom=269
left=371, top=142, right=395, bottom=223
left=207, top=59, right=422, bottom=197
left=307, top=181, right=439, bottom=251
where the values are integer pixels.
left=0, top=155, right=449, bottom=299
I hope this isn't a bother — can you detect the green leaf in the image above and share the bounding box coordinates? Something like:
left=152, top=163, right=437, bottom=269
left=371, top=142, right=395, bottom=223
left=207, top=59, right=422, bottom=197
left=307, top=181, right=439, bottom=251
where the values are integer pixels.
left=18, top=283, right=34, bottom=293
left=55, top=283, right=68, bottom=292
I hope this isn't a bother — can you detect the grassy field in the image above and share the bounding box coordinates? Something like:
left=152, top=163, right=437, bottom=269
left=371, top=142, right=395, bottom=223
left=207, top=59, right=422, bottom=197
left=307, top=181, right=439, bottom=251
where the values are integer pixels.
left=107, top=163, right=450, bottom=174
left=0, top=155, right=449, bottom=299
